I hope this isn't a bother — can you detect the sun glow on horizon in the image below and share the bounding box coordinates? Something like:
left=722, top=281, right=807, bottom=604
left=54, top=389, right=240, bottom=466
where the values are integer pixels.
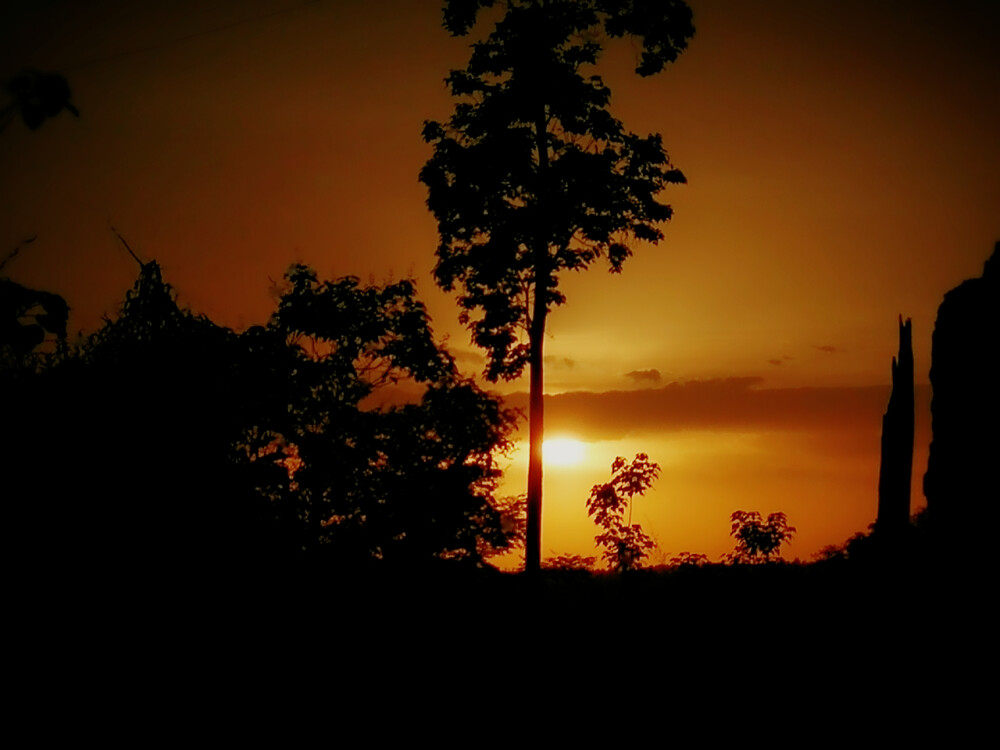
left=543, top=438, right=586, bottom=466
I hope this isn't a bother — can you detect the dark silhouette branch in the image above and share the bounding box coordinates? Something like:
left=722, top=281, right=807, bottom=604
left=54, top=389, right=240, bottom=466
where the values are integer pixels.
left=111, top=227, right=145, bottom=268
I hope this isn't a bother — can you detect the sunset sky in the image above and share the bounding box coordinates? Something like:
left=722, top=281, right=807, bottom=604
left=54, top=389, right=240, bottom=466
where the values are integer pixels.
left=2, top=0, right=997, bottom=565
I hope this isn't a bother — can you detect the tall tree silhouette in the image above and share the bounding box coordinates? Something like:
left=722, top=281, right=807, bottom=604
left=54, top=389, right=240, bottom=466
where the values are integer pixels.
left=421, top=0, right=694, bottom=573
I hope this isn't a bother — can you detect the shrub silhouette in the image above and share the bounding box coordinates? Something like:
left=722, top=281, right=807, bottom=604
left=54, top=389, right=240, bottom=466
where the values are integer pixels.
left=586, top=454, right=660, bottom=572
left=726, top=511, right=796, bottom=564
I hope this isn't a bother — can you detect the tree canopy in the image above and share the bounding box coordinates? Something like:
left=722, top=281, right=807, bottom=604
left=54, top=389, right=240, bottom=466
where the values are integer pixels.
left=422, top=0, right=692, bottom=380
left=240, top=264, right=517, bottom=568
left=421, top=0, right=693, bottom=573
left=3, top=260, right=517, bottom=584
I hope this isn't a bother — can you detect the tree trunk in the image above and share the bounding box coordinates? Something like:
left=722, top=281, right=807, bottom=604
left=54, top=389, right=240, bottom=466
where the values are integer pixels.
left=526, top=313, right=545, bottom=575
left=526, top=101, right=550, bottom=576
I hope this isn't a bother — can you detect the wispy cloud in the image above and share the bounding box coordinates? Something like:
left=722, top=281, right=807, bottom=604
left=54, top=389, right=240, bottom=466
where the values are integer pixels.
left=544, top=356, right=575, bottom=369
left=625, top=368, right=661, bottom=384
left=504, top=378, right=930, bottom=442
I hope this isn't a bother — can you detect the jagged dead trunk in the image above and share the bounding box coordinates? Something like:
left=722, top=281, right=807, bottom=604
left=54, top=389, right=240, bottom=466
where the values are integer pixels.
left=876, top=316, right=914, bottom=538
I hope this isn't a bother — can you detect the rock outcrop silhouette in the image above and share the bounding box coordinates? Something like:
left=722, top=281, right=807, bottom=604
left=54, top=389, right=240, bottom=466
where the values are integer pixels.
left=923, top=242, right=999, bottom=556
left=876, top=316, right=914, bottom=538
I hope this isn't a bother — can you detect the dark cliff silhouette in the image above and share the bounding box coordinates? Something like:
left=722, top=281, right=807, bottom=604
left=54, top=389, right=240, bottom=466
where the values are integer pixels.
left=876, top=316, right=914, bottom=538
left=923, top=242, right=999, bottom=560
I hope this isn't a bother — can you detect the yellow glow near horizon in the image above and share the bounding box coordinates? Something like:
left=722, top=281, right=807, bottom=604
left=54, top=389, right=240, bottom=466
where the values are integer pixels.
left=543, top=438, right=586, bottom=466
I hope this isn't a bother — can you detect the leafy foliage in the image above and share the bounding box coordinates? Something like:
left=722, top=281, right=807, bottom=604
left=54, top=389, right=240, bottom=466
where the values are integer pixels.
left=4, top=260, right=517, bottom=578
left=1, top=238, right=69, bottom=374
left=3, top=259, right=247, bottom=577
left=0, top=278, right=68, bottom=368
left=726, top=511, right=796, bottom=564
left=492, top=494, right=528, bottom=553
left=542, top=553, right=596, bottom=572
left=586, top=453, right=660, bottom=571
left=83, top=259, right=229, bottom=364
left=227, top=264, right=519, bottom=567
left=670, top=551, right=710, bottom=568
left=422, top=0, right=693, bottom=381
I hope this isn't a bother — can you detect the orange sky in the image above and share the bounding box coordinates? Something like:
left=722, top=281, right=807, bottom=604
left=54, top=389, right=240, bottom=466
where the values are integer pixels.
left=2, top=0, right=998, bottom=565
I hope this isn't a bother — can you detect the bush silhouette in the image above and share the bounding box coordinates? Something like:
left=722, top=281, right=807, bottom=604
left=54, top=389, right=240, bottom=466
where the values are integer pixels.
left=586, top=454, right=660, bottom=572
left=726, top=511, right=796, bottom=564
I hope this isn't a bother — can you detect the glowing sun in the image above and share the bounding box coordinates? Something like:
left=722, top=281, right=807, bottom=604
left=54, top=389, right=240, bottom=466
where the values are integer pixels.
left=543, top=438, right=586, bottom=466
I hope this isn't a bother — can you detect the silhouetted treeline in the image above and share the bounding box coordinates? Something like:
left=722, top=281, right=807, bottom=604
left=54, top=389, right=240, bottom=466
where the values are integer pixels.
left=5, top=242, right=998, bottom=602
left=2, top=260, right=518, bottom=591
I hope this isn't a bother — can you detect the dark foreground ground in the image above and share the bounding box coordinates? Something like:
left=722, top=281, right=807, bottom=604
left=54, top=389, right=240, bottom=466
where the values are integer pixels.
left=11, top=553, right=988, bottom=705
